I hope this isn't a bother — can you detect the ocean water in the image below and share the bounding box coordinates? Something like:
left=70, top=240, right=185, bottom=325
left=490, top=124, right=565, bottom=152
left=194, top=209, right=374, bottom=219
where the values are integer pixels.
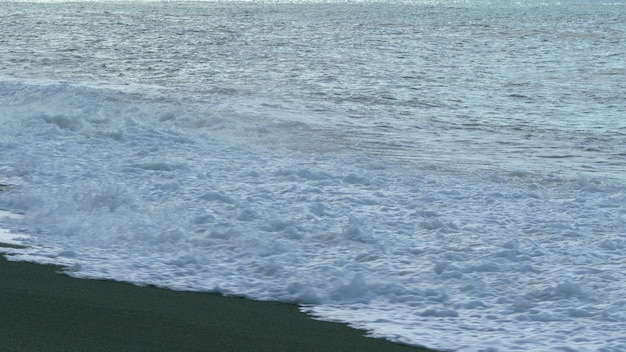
left=1, top=0, right=625, bottom=351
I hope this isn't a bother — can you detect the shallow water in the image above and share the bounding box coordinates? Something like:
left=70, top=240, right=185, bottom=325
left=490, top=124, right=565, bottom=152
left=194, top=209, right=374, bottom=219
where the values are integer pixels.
left=1, top=1, right=626, bottom=351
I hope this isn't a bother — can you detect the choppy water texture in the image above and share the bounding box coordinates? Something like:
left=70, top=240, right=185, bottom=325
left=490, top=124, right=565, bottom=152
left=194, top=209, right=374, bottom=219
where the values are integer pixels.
left=1, top=1, right=625, bottom=351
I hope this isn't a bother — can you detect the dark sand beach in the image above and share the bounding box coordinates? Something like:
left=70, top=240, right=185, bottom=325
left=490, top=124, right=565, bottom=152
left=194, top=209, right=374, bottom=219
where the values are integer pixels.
left=0, top=251, right=437, bottom=352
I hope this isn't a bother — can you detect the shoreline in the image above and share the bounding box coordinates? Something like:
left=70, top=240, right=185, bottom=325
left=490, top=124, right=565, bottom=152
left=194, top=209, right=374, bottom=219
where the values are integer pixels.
left=0, top=251, right=437, bottom=352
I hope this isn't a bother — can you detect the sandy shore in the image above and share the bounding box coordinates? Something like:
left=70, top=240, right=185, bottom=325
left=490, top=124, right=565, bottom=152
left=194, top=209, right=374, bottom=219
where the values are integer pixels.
left=0, top=251, right=437, bottom=352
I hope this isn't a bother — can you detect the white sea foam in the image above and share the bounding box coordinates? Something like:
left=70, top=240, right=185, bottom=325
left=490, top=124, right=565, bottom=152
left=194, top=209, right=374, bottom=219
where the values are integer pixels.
left=1, top=80, right=625, bottom=351
left=0, top=211, right=30, bottom=246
